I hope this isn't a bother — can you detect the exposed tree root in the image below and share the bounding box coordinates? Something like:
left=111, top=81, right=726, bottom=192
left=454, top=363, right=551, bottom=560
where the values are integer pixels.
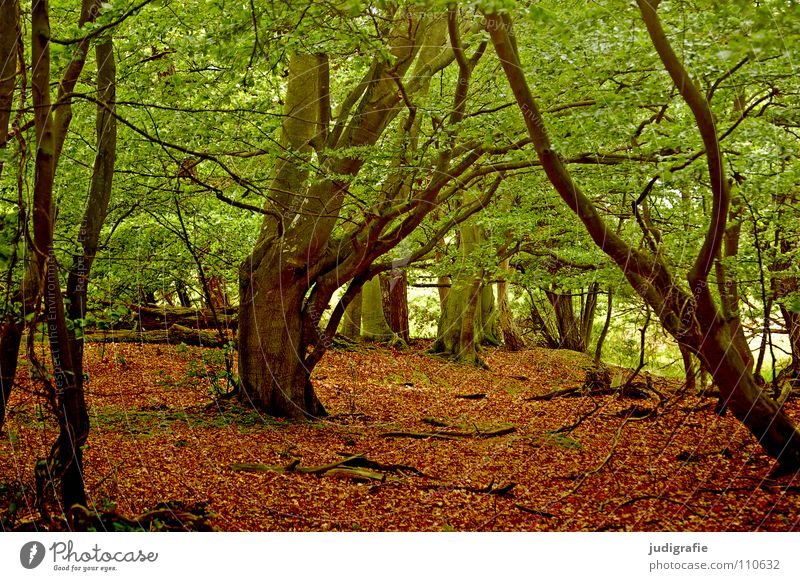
left=9, top=501, right=213, bottom=531
left=423, top=479, right=517, bottom=497
left=383, top=419, right=516, bottom=440
left=230, top=454, right=427, bottom=482
left=514, top=504, right=555, bottom=518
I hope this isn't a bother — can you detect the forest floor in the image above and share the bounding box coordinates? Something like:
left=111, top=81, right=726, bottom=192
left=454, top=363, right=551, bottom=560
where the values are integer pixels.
left=2, top=340, right=800, bottom=531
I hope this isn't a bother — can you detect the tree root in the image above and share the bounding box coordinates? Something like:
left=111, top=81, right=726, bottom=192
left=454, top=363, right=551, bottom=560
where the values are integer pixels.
left=383, top=419, right=516, bottom=440
left=514, top=504, right=555, bottom=517
left=230, top=454, right=426, bottom=482
left=423, top=479, right=517, bottom=496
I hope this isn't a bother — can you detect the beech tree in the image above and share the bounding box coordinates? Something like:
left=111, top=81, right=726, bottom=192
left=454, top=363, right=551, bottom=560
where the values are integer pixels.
left=236, top=6, right=530, bottom=417
left=485, top=1, right=800, bottom=470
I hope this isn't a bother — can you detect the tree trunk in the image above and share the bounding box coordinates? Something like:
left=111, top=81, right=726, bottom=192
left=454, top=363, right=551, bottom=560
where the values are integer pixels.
left=431, top=224, right=490, bottom=363
left=66, top=35, right=116, bottom=394
left=580, top=283, right=599, bottom=349
left=497, top=273, right=524, bottom=351
left=361, top=275, right=395, bottom=341
left=479, top=283, right=500, bottom=346
left=31, top=0, right=89, bottom=509
left=339, top=288, right=362, bottom=341
left=0, top=325, right=23, bottom=430
left=545, top=290, right=585, bottom=352
left=593, top=288, right=613, bottom=364
left=680, top=343, right=698, bottom=391
left=380, top=270, right=410, bottom=342
left=487, top=7, right=800, bottom=470
left=238, top=269, right=325, bottom=419
left=0, top=0, right=22, bottom=430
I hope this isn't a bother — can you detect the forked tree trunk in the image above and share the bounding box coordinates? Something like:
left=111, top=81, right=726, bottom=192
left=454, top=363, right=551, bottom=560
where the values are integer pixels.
left=238, top=271, right=325, bottom=419
left=545, top=290, right=585, bottom=352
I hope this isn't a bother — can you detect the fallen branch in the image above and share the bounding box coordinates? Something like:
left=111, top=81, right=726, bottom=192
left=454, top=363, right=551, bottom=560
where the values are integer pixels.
left=615, top=494, right=702, bottom=517
left=514, top=504, right=555, bottom=518
left=230, top=454, right=424, bottom=482
left=382, top=425, right=516, bottom=440
left=423, top=480, right=517, bottom=496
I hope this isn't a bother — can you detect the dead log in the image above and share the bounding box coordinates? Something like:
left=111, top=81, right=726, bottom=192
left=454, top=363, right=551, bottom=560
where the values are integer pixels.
left=97, top=302, right=238, bottom=331
left=85, top=324, right=230, bottom=347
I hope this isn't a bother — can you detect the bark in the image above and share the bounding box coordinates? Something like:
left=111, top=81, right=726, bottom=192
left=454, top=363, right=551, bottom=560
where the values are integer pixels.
left=339, top=288, right=362, bottom=341
left=0, top=0, right=19, bottom=179
left=361, top=275, right=394, bottom=341
left=581, top=283, right=599, bottom=349
left=431, top=224, right=489, bottom=363
left=0, top=0, right=22, bottom=430
left=593, top=289, right=613, bottom=364
left=65, top=35, right=116, bottom=396
left=497, top=264, right=524, bottom=351
left=238, top=271, right=325, bottom=419
left=31, top=0, right=88, bottom=509
left=545, top=290, right=585, bottom=352
left=487, top=7, right=800, bottom=470
left=380, top=270, right=410, bottom=342
left=479, top=283, right=500, bottom=346
left=238, top=10, right=488, bottom=414
left=128, top=304, right=237, bottom=330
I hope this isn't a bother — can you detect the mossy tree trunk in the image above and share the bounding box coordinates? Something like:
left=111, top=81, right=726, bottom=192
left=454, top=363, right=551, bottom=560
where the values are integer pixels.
left=361, top=275, right=395, bottom=342
left=339, top=288, right=362, bottom=341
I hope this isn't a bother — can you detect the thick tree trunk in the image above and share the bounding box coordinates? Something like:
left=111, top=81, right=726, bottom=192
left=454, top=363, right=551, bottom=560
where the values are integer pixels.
left=238, top=269, right=325, bottom=419
left=545, top=290, right=585, bottom=352
left=0, top=325, right=23, bottom=430
left=361, top=275, right=395, bottom=341
left=432, top=223, right=493, bottom=362
left=380, top=270, right=410, bottom=342
left=339, top=288, right=362, bottom=341
left=497, top=275, right=524, bottom=351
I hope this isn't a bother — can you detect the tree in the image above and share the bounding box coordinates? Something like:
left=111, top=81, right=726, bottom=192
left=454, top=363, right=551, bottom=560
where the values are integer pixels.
left=485, top=2, right=800, bottom=470
left=236, top=6, right=524, bottom=417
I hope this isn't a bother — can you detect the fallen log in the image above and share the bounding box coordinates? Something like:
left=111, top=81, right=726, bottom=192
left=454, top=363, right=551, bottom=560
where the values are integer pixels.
left=85, top=324, right=230, bottom=347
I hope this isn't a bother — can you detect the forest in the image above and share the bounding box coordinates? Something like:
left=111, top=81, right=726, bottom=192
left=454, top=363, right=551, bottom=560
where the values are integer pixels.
left=1, top=0, right=799, bottom=532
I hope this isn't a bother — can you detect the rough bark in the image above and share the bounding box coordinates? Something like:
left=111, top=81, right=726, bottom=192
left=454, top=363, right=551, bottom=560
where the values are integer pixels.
left=380, top=270, right=410, bottom=342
